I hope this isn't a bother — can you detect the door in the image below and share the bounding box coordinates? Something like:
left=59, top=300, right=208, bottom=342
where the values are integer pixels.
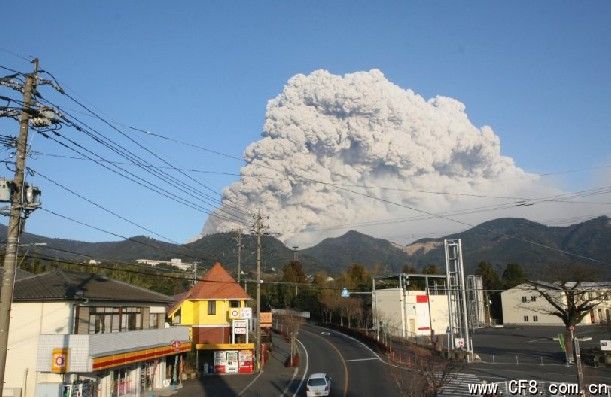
left=409, top=319, right=416, bottom=336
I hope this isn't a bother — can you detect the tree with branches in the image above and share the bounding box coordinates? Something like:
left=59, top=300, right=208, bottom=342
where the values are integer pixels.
left=520, top=264, right=611, bottom=395
left=387, top=352, right=463, bottom=397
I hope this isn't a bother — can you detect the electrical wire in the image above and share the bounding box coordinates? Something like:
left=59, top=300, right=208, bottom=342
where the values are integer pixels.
left=33, top=95, right=250, bottom=224
left=28, top=167, right=181, bottom=244
left=33, top=75, right=251, bottom=221
left=33, top=129, right=243, bottom=225
left=39, top=207, right=207, bottom=263
left=124, top=129, right=610, bottom=264
left=27, top=65, right=609, bottom=264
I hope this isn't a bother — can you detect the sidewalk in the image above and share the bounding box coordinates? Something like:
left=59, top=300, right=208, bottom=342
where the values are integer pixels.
left=172, top=333, right=303, bottom=397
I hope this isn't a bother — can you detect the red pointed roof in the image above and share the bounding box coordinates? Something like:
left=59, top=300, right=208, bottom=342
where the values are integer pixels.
left=168, top=262, right=251, bottom=315
left=187, top=262, right=251, bottom=300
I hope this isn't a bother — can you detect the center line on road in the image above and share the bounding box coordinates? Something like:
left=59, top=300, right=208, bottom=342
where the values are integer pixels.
left=346, top=357, right=378, bottom=362
left=303, top=328, right=349, bottom=397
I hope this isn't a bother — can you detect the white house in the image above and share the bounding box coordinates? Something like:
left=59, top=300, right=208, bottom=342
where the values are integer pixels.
left=3, top=269, right=190, bottom=397
left=501, top=282, right=611, bottom=326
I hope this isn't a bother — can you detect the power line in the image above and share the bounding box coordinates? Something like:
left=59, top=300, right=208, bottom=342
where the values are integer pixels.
left=29, top=167, right=181, bottom=244
left=33, top=75, right=252, bottom=221
left=39, top=207, right=207, bottom=263
left=0, top=48, right=34, bottom=63
left=26, top=65, right=608, bottom=264
left=33, top=97, right=249, bottom=224
left=33, top=129, right=243, bottom=225
left=26, top=150, right=611, bottom=205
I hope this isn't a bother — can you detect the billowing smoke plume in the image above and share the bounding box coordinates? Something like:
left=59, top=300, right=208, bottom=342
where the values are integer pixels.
left=203, top=69, right=588, bottom=247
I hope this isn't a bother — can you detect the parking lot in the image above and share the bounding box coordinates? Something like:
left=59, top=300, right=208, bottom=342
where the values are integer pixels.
left=472, top=325, right=610, bottom=365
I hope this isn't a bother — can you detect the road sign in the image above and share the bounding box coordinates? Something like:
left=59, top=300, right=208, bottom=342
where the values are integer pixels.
left=454, top=338, right=465, bottom=349
left=229, top=308, right=241, bottom=319
left=241, top=307, right=252, bottom=319
left=341, top=288, right=350, bottom=298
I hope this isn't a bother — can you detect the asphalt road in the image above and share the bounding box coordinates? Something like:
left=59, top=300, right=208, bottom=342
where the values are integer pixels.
left=293, top=323, right=399, bottom=397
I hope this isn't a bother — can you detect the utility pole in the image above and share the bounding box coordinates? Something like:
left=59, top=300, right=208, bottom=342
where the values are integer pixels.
left=253, top=212, right=264, bottom=372
left=192, top=262, right=198, bottom=286
left=292, top=246, right=299, bottom=296
left=235, top=229, right=242, bottom=283
left=0, top=59, right=39, bottom=394
left=292, top=245, right=298, bottom=261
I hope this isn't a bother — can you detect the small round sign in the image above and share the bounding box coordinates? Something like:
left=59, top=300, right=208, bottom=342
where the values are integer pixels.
left=55, top=355, right=65, bottom=366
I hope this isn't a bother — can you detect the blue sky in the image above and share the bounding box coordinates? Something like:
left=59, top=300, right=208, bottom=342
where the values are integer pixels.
left=1, top=1, right=610, bottom=244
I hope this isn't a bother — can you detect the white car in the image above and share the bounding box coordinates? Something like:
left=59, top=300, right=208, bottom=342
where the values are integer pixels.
left=306, top=373, right=331, bottom=397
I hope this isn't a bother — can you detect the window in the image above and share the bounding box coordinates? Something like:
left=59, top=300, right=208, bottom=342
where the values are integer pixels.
left=530, top=296, right=537, bottom=302
left=230, top=300, right=240, bottom=308
left=208, top=301, right=216, bottom=315
left=149, top=313, right=160, bottom=329
left=87, top=307, right=143, bottom=334
left=524, top=315, right=529, bottom=322
left=521, top=296, right=528, bottom=303
left=533, top=315, right=538, bottom=322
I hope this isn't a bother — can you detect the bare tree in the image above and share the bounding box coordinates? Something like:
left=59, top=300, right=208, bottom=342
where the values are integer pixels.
left=280, top=313, right=304, bottom=366
left=388, top=352, right=463, bottom=397
left=520, top=264, right=611, bottom=395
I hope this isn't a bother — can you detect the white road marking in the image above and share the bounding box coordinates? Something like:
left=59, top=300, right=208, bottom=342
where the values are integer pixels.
left=238, top=369, right=264, bottom=396
left=346, top=357, right=378, bottom=362
left=292, top=338, right=309, bottom=397
left=280, top=366, right=299, bottom=396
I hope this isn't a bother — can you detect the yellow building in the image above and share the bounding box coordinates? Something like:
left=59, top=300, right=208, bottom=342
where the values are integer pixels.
left=168, top=262, right=254, bottom=374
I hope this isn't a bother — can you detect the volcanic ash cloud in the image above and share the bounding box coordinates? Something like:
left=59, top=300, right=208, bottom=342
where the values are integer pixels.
left=202, top=69, right=545, bottom=246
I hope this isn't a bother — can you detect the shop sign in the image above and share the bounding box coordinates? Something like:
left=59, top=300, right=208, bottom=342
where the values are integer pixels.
left=233, top=319, right=248, bottom=335
left=52, top=348, right=69, bottom=373
left=260, top=312, right=272, bottom=327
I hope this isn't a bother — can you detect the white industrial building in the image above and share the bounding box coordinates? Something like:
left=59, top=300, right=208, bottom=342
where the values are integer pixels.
left=373, top=277, right=486, bottom=339
left=374, top=288, right=449, bottom=337
left=501, top=282, right=611, bottom=326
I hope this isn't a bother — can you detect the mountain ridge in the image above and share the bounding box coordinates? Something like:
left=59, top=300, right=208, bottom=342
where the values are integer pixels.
left=1, top=216, right=609, bottom=277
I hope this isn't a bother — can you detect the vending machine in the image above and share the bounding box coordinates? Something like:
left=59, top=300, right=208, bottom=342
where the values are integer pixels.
left=225, top=351, right=239, bottom=374
left=238, top=350, right=254, bottom=374
left=214, top=351, right=227, bottom=374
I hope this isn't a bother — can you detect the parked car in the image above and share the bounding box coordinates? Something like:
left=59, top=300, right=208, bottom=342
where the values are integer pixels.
left=306, top=373, right=331, bottom=397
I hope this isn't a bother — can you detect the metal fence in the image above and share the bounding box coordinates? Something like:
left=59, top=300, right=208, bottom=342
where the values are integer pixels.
left=475, top=351, right=566, bottom=365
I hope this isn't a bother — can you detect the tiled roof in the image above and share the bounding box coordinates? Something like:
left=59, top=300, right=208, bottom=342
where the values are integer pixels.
left=0, top=267, right=34, bottom=281
left=11, top=269, right=171, bottom=303
left=187, top=262, right=251, bottom=300
left=168, top=263, right=251, bottom=314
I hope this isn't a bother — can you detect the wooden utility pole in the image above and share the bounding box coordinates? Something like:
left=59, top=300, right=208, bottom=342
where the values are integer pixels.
left=235, top=229, right=242, bottom=283
left=0, top=59, right=38, bottom=394
left=254, top=212, right=263, bottom=372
